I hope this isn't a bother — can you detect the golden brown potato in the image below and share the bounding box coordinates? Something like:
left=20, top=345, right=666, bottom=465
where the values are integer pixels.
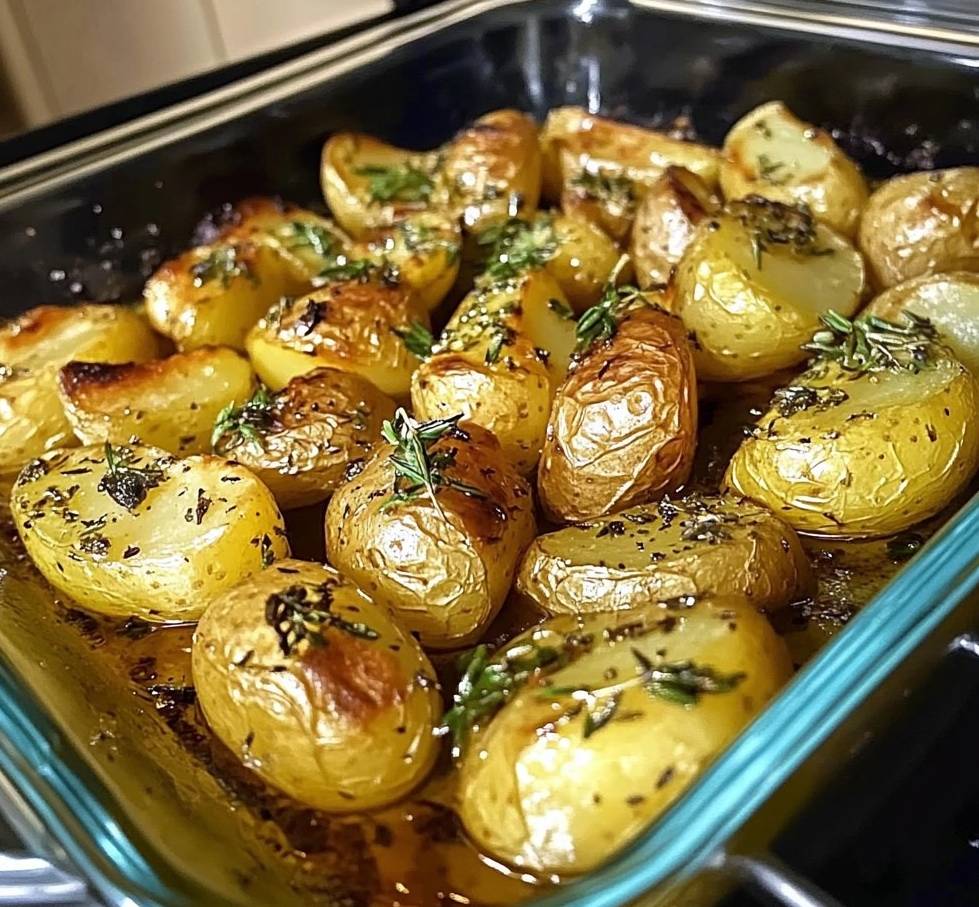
left=538, top=301, right=697, bottom=522
left=673, top=198, right=866, bottom=381
left=858, top=167, right=979, bottom=289
left=411, top=271, right=576, bottom=472
left=0, top=304, right=162, bottom=474
left=720, top=101, right=868, bottom=237
left=726, top=312, right=979, bottom=536
left=245, top=279, right=428, bottom=398
left=326, top=414, right=536, bottom=649
left=193, top=559, right=440, bottom=811
left=455, top=601, right=792, bottom=874
left=58, top=347, right=255, bottom=456
left=630, top=166, right=720, bottom=288
left=11, top=443, right=288, bottom=621
left=212, top=367, right=395, bottom=509
left=517, top=493, right=810, bottom=615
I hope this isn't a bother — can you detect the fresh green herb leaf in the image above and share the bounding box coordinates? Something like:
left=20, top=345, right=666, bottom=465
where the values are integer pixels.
left=98, top=443, right=165, bottom=511
left=574, top=254, right=643, bottom=354
left=484, top=325, right=515, bottom=365
left=632, top=648, right=745, bottom=705
left=583, top=692, right=621, bottom=738
left=398, top=221, right=460, bottom=263
left=190, top=245, right=253, bottom=289
left=356, top=164, right=434, bottom=203
left=548, top=297, right=575, bottom=320
left=212, top=385, right=279, bottom=452
left=476, top=216, right=559, bottom=283
left=318, top=257, right=377, bottom=283
left=393, top=321, right=435, bottom=359
left=803, top=310, right=939, bottom=373
left=265, top=583, right=379, bottom=657
left=727, top=198, right=820, bottom=270
left=570, top=168, right=635, bottom=211
left=756, top=153, right=788, bottom=185
left=279, top=220, right=337, bottom=258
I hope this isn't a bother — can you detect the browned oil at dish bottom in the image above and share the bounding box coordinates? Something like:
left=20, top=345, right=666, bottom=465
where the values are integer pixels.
left=11, top=375, right=965, bottom=907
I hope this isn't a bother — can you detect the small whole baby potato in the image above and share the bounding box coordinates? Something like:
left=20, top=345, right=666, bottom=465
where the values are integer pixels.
left=212, top=367, right=396, bottom=510
left=326, top=414, right=536, bottom=649
left=720, top=101, right=868, bottom=238
left=517, top=492, right=810, bottom=615
left=673, top=198, right=866, bottom=381
left=858, top=167, right=979, bottom=289
left=538, top=303, right=698, bottom=523
left=725, top=314, right=979, bottom=536
left=0, top=304, right=162, bottom=474
left=631, top=166, right=721, bottom=288
left=193, top=559, right=440, bottom=811
left=11, top=443, right=288, bottom=621
left=245, top=280, right=428, bottom=398
left=455, top=600, right=792, bottom=875
left=58, top=346, right=255, bottom=456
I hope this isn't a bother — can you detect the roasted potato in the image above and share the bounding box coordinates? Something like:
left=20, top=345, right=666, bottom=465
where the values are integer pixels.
left=631, top=166, right=720, bottom=288
left=673, top=198, right=866, bottom=381
left=58, top=347, right=255, bottom=456
left=11, top=443, right=288, bottom=621
left=212, top=367, right=395, bottom=509
left=725, top=313, right=979, bottom=536
left=411, top=271, right=576, bottom=472
left=245, top=279, right=428, bottom=398
left=193, top=559, right=440, bottom=810
left=858, top=167, right=979, bottom=289
left=720, top=101, right=868, bottom=238
left=538, top=300, right=698, bottom=522
left=455, top=600, right=792, bottom=874
left=863, top=272, right=979, bottom=374
left=517, top=493, right=810, bottom=615
left=0, top=304, right=162, bottom=474
left=326, top=415, right=535, bottom=649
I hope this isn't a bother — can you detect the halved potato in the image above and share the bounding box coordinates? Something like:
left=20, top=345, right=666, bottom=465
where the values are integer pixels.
left=11, top=443, right=288, bottom=621
left=725, top=322, right=979, bottom=536
left=58, top=347, right=255, bottom=456
left=245, top=280, right=428, bottom=398
left=631, top=166, right=720, bottom=288
left=517, top=493, right=810, bottom=615
left=411, top=271, right=577, bottom=472
left=212, top=367, right=395, bottom=509
left=326, top=418, right=535, bottom=649
left=858, top=167, right=979, bottom=289
left=193, top=559, right=440, bottom=811
left=538, top=302, right=698, bottom=522
left=720, top=101, right=868, bottom=237
left=863, top=272, right=979, bottom=375
left=673, top=198, right=866, bottom=381
left=456, top=600, right=792, bottom=875
left=0, top=304, right=162, bottom=474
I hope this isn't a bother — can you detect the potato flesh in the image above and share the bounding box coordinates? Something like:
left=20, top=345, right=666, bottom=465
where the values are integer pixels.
left=193, top=559, right=440, bottom=811
left=457, top=602, right=792, bottom=874
left=11, top=444, right=289, bottom=621
left=546, top=214, right=622, bottom=312
left=517, top=494, right=810, bottom=615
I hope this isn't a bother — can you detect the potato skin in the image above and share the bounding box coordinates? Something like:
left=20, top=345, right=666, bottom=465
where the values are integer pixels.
left=517, top=493, right=810, bottom=615
left=858, top=168, right=979, bottom=289
left=193, top=559, right=440, bottom=811
left=58, top=347, right=255, bottom=456
left=11, top=444, right=289, bottom=621
left=326, top=424, right=536, bottom=649
left=214, top=367, right=395, bottom=509
left=546, top=214, right=622, bottom=312
left=457, top=601, right=792, bottom=875
left=725, top=355, right=979, bottom=536
left=538, top=305, right=697, bottom=523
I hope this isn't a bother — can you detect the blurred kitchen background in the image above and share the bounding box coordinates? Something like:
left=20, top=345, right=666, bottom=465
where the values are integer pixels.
left=0, top=0, right=392, bottom=140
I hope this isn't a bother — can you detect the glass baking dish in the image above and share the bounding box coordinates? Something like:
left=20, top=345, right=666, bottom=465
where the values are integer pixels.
left=1, top=1, right=979, bottom=904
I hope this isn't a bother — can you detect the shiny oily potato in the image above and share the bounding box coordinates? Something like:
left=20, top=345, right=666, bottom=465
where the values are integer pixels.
left=58, top=347, right=255, bottom=456
left=0, top=304, right=162, bottom=475
left=863, top=272, right=979, bottom=375
left=538, top=301, right=698, bottom=523
left=858, top=167, right=979, bottom=289
left=720, top=101, right=868, bottom=238
left=212, top=367, right=395, bottom=510
left=11, top=443, right=288, bottom=621
left=725, top=318, right=979, bottom=536
left=673, top=198, right=866, bottom=381
left=246, top=279, right=428, bottom=398
left=456, top=601, right=792, bottom=875
left=517, top=492, right=810, bottom=615
left=326, top=417, right=536, bottom=649
left=631, top=166, right=721, bottom=288
left=193, top=559, right=440, bottom=811
left=411, top=271, right=577, bottom=472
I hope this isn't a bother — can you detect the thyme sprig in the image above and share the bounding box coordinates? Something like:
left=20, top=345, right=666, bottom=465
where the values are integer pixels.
left=190, top=245, right=253, bottom=289
left=803, top=310, right=939, bottom=373
left=393, top=321, right=434, bottom=359
left=212, top=385, right=279, bottom=451
left=575, top=254, right=643, bottom=354
left=98, top=443, right=165, bottom=511
left=772, top=385, right=849, bottom=418
left=265, top=583, right=379, bottom=657
left=727, top=197, right=829, bottom=269
left=279, top=221, right=337, bottom=259
left=476, top=216, right=559, bottom=283
left=356, top=163, right=434, bottom=203
left=570, top=168, right=635, bottom=211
